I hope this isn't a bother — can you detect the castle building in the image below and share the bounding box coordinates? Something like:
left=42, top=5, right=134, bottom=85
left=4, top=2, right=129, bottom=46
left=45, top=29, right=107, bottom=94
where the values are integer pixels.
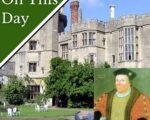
left=3, top=0, right=150, bottom=99
left=6, top=11, right=67, bottom=99
left=59, top=0, right=150, bottom=68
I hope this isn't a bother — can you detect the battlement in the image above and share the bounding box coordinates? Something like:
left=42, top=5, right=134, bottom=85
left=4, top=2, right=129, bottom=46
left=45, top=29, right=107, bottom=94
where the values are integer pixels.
left=119, top=14, right=136, bottom=19
left=104, top=13, right=150, bottom=32
left=72, top=19, right=105, bottom=26
left=105, top=13, right=150, bottom=23
left=71, top=19, right=105, bottom=32
left=136, top=13, right=150, bottom=20
left=118, top=13, right=150, bottom=20
left=58, top=32, right=71, bottom=42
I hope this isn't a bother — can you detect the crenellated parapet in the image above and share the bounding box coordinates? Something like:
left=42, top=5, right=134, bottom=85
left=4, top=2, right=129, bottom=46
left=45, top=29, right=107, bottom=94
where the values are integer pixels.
left=71, top=19, right=105, bottom=32
left=105, top=13, right=150, bottom=32
left=58, top=32, right=71, bottom=42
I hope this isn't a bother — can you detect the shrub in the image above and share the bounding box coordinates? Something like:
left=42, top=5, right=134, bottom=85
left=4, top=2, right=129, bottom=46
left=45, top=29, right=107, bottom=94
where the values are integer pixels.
left=4, top=75, right=27, bottom=105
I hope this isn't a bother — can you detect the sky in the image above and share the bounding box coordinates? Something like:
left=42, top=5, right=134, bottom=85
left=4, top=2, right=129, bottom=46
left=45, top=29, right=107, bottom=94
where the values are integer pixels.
left=64, top=0, right=150, bottom=31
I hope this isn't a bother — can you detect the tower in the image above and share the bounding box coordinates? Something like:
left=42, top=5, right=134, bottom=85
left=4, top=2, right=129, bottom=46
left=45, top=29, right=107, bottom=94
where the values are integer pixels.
left=70, top=0, right=79, bottom=24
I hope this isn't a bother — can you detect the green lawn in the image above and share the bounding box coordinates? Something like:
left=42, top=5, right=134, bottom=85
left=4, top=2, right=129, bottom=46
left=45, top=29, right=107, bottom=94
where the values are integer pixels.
left=0, top=105, right=89, bottom=119
left=19, top=106, right=79, bottom=117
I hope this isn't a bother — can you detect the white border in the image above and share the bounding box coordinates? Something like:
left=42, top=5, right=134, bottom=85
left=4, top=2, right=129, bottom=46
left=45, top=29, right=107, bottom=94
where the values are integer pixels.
left=0, top=0, right=68, bottom=68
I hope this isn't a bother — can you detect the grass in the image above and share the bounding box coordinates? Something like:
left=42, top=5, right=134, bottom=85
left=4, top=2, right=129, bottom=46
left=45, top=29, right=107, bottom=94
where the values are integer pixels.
left=19, top=106, right=78, bottom=117
left=0, top=105, right=90, bottom=120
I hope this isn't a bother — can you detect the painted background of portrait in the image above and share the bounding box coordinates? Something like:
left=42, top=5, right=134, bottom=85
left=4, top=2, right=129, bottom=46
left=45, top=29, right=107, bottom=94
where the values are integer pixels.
left=94, top=68, right=150, bottom=100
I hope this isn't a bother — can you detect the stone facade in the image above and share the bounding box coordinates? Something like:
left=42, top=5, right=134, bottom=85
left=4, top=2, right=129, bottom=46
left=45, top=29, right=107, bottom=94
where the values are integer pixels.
left=4, top=11, right=67, bottom=99
left=59, top=1, right=150, bottom=68
left=3, top=0, right=150, bottom=98
left=105, top=14, right=150, bottom=68
left=59, top=14, right=150, bottom=68
left=58, top=20, right=106, bottom=66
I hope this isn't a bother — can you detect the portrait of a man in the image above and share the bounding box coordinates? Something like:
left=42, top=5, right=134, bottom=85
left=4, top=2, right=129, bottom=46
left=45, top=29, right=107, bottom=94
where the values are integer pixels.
left=94, top=68, right=150, bottom=120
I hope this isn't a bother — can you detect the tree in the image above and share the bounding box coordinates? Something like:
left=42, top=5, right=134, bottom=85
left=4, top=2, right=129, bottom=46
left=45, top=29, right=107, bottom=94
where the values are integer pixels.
left=45, top=57, right=71, bottom=107
left=45, top=58, right=94, bottom=108
left=68, top=62, right=94, bottom=108
left=4, top=75, right=27, bottom=105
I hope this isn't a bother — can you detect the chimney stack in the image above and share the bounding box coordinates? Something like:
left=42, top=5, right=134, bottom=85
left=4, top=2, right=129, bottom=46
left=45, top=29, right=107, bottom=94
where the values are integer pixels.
left=110, top=4, right=115, bottom=19
left=70, top=0, right=79, bottom=24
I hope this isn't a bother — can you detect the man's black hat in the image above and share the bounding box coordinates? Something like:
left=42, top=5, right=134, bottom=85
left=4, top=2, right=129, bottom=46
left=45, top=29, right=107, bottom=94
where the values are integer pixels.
left=113, top=68, right=136, bottom=80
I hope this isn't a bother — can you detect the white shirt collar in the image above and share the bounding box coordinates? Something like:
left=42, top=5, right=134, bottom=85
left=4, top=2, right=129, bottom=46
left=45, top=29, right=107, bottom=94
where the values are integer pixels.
left=116, top=87, right=131, bottom=98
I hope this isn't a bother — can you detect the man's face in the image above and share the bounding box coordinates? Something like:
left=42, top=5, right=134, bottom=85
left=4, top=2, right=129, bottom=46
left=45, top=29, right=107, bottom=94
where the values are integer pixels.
left=115, top=74, right=131, bottom=93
